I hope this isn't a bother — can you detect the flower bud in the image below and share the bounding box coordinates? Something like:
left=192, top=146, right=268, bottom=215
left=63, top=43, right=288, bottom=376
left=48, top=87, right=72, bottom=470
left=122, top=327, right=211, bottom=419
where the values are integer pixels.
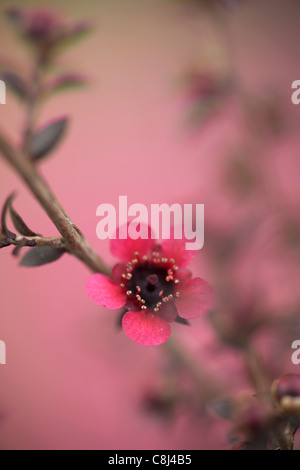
left=231, top=442, right=251, bottom=451
left=271, top=374, right=300, bottom=416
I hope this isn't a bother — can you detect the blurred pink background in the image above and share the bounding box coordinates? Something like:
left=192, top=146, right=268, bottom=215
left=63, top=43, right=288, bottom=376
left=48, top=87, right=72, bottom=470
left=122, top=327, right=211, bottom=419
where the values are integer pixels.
left=0, top=0, right=300, bottom=449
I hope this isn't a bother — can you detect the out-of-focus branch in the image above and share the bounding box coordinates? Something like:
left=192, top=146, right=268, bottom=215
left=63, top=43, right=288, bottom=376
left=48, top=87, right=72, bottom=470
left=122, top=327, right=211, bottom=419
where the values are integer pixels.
left=164, top=337, right=222, bottom=404
left=0, top=130, right=110, bottom=275
left=243, top=344, right=270, bottom=396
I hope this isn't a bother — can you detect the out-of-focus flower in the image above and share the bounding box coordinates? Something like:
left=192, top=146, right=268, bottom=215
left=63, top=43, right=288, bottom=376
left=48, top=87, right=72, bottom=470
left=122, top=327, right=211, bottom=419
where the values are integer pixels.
left=230, top=397, right=275, bottom=450
left=231, top=442, right=251, bottom=450
left=5, top=8, right=92, bottom=63
left=86, top=224, right=214, bottom=346
left=271, top=374, right=300, bottom=417
left=182, top=70, right=230, bottom=103
left=180, top=70, right=231, bottom=126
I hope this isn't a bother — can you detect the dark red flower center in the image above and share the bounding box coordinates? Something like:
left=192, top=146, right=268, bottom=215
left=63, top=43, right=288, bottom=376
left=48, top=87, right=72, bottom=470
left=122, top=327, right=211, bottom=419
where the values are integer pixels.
left=126, top=265, right=175, bottom=311
left=119, top=251, right=180, bottom=312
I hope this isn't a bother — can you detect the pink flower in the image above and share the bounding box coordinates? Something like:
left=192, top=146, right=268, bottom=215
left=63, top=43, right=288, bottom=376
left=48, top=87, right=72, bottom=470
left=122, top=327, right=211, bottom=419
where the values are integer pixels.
left=86, top=225, right=214, bottom=347
left=6, top=8, right=92, bottom=49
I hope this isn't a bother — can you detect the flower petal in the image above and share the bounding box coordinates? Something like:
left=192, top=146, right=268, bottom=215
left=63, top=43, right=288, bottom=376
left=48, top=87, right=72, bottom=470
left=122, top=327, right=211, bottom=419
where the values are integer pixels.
left=110, top=223, right=154, bottom=261
left=122, top=310, right=171, bottom=346
left=161, top=237, right=197, bottom=268
left=176, top=268, right=193, bottom=286
left=86, top=273, right=126, bottom=310
left=157, top=302, right=178, bottom=323
left=112, top=263, right=127, bottom=283
left=175, top=277, right=214, bottom=319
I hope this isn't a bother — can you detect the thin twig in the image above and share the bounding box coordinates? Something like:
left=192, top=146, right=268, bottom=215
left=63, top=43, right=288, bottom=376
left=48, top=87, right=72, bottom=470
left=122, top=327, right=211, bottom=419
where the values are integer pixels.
left=0, top=130, right=110, bottom=275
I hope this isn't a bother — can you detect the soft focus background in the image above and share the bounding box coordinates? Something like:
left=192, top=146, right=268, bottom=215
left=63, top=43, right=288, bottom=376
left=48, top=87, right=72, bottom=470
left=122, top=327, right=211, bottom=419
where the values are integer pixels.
left=0, top=0, right=300, bottom=449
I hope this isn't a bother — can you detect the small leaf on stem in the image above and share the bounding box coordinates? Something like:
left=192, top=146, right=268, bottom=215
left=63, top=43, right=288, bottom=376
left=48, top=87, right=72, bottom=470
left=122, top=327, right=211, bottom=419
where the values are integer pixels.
left=175, top=316, right=190, bottom=326
left=1, top=193, right=16, bottom=239
left=9, top=202, right=39, bottom=237
left=0, top=70, right=29, bottom=101
left=29, top=117, right=69, bottom=161
left=53, top=22, right=94, bottom=53
left=20, top=245, right=65, bottom=267
left=45, top=74, right=87, bottom=96
left=5, top=8, right=23, bottom=29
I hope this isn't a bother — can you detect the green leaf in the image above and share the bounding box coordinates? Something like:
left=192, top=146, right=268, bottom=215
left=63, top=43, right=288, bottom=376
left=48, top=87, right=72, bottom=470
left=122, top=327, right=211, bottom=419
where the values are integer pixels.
left=46, top=74, right=87, bottom=96
left=5, top=8, right=23, bottom=29
left=53, top=22, right=94, bottom=54
left=20, top=245, right=65, bottom=267
left=29, top=117, right=69, bottom=161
